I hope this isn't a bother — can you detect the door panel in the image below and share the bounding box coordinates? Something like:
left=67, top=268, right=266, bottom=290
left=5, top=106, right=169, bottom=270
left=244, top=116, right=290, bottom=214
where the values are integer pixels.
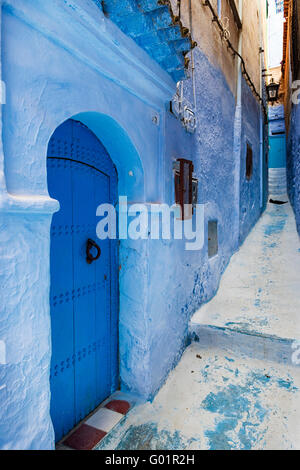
left=47, top=119, right=118, bottom=442
left=94, top=173, right=112, bottom=403
left=72, top=163, right=97, bottom=423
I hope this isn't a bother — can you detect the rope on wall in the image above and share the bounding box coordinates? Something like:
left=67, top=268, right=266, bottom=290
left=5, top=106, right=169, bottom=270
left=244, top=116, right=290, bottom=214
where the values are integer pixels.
left=201, top=0, right=268, bottom=120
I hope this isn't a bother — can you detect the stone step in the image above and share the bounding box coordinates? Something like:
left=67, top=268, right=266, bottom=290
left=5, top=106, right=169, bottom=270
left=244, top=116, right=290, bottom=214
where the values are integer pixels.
left=269, top=178, right=286, bottom=182
left=269, top=180, right=287, bottom=185
left=97, top=342, right=300, bottom=450
left=188, top=323, right=299, bottom=367
left=269, top=168, right=287, bottom=192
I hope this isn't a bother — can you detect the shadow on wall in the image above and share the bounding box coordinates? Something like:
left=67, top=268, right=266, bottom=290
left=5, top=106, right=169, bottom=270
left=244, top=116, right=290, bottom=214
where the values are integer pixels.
left=74, top=112, right=145, bottom=201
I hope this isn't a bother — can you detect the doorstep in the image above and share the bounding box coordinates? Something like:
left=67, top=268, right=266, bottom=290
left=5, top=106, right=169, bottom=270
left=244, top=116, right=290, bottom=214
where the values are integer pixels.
left=56, top=391, right=137, bottom=451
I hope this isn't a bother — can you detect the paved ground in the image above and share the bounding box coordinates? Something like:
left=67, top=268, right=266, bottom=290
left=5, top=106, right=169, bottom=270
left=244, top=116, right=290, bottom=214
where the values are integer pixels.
left=96, top=199, right=300, bottom=451
left=192, top=201, right=300, bottom=340
left=97, top=343, right=300, bottom=450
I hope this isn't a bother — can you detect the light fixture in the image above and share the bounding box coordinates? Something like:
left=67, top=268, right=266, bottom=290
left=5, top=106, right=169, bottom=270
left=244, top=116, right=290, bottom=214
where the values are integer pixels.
left=266, top=78, right=280, bottom=103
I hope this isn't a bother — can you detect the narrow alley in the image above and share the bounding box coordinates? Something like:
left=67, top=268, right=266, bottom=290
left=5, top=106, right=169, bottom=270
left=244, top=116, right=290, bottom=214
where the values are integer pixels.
left=191, top=201, right=300, bottom=341
left=96, top=199, right=300, bottom=451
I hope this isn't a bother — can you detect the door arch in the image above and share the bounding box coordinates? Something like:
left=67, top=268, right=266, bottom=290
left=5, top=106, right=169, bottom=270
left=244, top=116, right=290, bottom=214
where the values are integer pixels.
left=47, top=119, right=118, bottom=442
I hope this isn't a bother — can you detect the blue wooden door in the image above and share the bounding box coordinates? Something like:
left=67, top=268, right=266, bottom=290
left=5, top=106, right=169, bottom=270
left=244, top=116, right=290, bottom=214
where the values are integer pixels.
left=47, top=119, right=118, bottom=442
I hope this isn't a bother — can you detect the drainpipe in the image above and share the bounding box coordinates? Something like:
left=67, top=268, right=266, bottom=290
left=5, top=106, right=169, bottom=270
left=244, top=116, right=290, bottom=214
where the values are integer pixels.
left=236, top=0, right=243, bottom=106
left=233, top=0, right=243, bottom=249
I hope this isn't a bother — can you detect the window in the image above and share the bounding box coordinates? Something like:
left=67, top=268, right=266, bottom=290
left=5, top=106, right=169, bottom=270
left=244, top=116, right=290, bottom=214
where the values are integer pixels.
left=246, top=143, right=253, bottom=181
left=208, top=221, right=218, bottom=258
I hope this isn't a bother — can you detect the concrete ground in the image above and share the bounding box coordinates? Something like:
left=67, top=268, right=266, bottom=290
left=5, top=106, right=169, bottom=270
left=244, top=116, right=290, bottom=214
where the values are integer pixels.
left=96, top=200, right=300, bottom=450
left=97, top=344, right=300, bottom=450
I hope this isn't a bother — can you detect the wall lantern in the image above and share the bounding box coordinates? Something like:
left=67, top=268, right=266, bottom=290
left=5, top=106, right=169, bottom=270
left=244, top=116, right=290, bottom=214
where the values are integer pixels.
left=266, top=79, right=280, bottom=103
left=173, top=159, right=198, bottom=220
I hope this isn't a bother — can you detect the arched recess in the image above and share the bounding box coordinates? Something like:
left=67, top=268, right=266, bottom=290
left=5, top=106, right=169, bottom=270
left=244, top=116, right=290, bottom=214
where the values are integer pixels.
left=46, top=113, right=147, bottom=441
left=73, top=112, right=145, bottom=202
left=69, top=113, right=148, bottom=399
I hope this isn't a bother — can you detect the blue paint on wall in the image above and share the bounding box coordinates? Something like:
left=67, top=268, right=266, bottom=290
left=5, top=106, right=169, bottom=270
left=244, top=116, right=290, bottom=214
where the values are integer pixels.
left=269, top=135, right=286, bottom=168
left=101, top=0, right=193, bottom=82
left=239, top=78, right=265, bottom=244
left=287, top=103, right=300, bottom=235
left=269, top=104, right=285, bottom=135
left=145, top=47, right=237, bottom=397
left=144, top=47, right=267, bottom=398
left=0, top=0, right=267, bottom=449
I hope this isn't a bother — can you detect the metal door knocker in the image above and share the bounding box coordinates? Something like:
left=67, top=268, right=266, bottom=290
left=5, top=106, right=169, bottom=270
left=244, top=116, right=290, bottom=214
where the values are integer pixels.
left=86, top=238, right=101, bottom=264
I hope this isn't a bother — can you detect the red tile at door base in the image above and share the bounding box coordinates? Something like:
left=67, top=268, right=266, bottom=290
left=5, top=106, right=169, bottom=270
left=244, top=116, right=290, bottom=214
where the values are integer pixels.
left=105, top=399, right=130, bottom=415
left=64, top=424, right=107, bottom=450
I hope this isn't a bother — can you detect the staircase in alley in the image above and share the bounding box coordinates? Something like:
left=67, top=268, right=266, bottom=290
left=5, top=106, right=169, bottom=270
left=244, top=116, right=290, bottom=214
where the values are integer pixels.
left=190, top=165, right=300, bottom=367
left=189, top=198, right=300, bottom=366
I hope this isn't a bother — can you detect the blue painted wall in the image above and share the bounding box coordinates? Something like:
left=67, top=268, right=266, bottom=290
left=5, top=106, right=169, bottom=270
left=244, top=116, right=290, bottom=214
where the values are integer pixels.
left=269, top=104, right=287, bottom=169
left=239, top=78, right=265, bottom=244
left=269, top=104, right=286, bottom=136
left=146, top=47, right=238, bottom=395
left=287, top=103, right=300, bottom=235
left=0, top=0, right=268, bottom=449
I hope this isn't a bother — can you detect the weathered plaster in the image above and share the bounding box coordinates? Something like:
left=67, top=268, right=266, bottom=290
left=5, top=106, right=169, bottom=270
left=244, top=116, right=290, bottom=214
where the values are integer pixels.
left=100, top=0, right=193, bottom=82
left=191, top=201, right=300, bottom=341
left=0, top=214, right=55, bottom=450
left=287, top=103, right=300, bottom=235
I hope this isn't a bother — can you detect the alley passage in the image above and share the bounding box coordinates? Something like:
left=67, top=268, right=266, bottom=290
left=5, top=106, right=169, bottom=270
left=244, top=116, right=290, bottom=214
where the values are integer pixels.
left=192, top=200, right=300, bottom=340
left=96, top=201, right=300, bottom=451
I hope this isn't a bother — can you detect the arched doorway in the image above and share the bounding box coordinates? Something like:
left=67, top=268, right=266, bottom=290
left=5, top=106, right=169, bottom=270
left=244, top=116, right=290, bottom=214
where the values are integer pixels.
left=47, top=119, right=118, bottom=442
